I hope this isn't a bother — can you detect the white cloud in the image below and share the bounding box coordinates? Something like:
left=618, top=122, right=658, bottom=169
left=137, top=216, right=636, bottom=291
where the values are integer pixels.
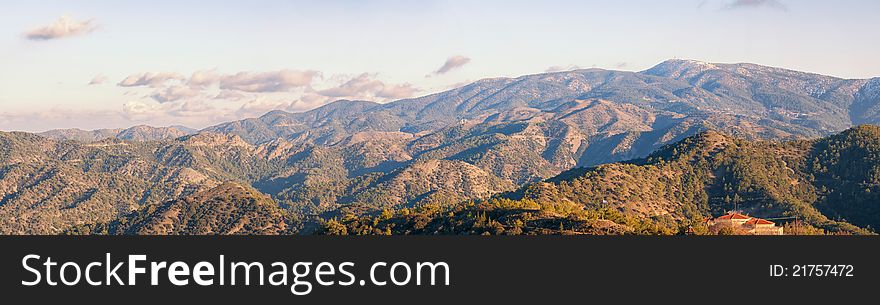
left=24, top=15, right=98, bottom=41
left=290, top=93, right=333, bottom=112
left=121, top=100, right=165, bottom=120
left=723, top=0, right=787, bottom=10
left=213, top=90, right=249, bottom=101
left=317, top=73, right=419, bottom=101
left=377, top=83, right=419, bottom=99
left=188, top=70, right=222, bottom=89
left=118, top=72, right=186, bottom=88
left=219, top=70, right=319, bottom=92
left=88, top=74, right=107, bottom=85
left=103, top=68, right=423, bottom=129
left=317, top=73, right=385, bottom=97
left=545, top=65, right=582, bottom=72
left=0, top=108, right=126, bottom=132
left=150, top=85, right=201, bottom=103
left=235, top=98, right=294, bottom=118
left=122, top=99, right=220, bottom=121
left=168, top=100, right=217, bottom=118
left=428, top=55, right=471, bottom=77
left=121, top=70, right=318, bottom=93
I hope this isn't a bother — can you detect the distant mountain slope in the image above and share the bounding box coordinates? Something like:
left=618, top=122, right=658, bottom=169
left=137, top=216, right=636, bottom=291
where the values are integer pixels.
left=40, top=125, right=195, bottom=142
left=197, top=60, right=880, bottom=185
left=644, top=59, right=867, bottom=133
left=38, top=128, right=123, bottom=142
left=0, top=132, right=216, bottom=234
left=39, top=60, right=880, bottom=187
left=205, top=60, right=878, bottom=147
left=116, top=125, right=196, bottom=141
left=851, top=78, right=880, bottom=124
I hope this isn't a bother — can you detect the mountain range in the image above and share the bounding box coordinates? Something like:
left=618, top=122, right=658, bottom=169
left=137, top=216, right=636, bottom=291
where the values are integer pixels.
left=3, top=59, right=880, bottom=234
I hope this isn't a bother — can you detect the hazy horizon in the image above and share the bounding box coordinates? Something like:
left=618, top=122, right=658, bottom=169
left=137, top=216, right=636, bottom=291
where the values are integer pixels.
left=3, top=0, right=880, bottom=132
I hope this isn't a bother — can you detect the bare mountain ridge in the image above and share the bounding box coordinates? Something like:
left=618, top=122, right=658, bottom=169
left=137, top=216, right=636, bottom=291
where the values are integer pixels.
left=190, top=60, right=879, bottom=181
left=39, top=60, right=880, bottom=147
left=204, top=60, right=879, bottom=145
left=40, top=125, right=196, bottom=142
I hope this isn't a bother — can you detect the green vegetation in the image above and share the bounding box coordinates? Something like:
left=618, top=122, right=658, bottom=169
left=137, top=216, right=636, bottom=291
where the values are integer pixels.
left=7, top=125, right=880, bottom=235
left=318, top=198, right=679, bottom=235
left=70, top=182, right=294, bottom=235
left=322, top=126, right=880, bottom=235
left=808, top=125, right=880, bottom=231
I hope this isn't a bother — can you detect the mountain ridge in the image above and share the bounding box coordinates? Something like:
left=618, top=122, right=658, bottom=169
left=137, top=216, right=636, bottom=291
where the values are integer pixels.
left=33, top=59, right=880, bottom=147
left=4, top=59, right=880, bottom=235
left=40, top=125, right=196, bottom=142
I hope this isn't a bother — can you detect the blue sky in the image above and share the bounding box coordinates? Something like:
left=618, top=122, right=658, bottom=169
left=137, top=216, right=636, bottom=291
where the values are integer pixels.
left=2, top=0, right=879, bottom=131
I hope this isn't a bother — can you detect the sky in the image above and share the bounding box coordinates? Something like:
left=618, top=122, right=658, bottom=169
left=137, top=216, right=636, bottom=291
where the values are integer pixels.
left=2, top=0, right=879, bottom=132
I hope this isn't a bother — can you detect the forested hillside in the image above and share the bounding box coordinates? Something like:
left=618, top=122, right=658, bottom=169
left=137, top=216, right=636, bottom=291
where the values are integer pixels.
left=69, top=182, right=292, bottom=235
left=323, top=126, right=880, bottom=235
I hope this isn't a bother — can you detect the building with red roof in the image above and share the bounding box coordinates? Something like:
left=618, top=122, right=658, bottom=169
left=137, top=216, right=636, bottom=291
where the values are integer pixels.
left=707, top=212, right=783, bottom=235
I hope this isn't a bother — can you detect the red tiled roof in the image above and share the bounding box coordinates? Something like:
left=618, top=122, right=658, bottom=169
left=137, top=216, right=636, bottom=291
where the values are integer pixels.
left=745, top=218, right=775, bottom=225
left=716, top=213, right=750, bottom=220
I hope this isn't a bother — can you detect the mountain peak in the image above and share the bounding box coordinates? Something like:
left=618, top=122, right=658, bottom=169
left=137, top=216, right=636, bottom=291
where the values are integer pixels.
left=660, top=58, right=712, bottom=66
left=642, top=59, right=719, bottom=77
left=642, top=129, right=734, bottom=162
